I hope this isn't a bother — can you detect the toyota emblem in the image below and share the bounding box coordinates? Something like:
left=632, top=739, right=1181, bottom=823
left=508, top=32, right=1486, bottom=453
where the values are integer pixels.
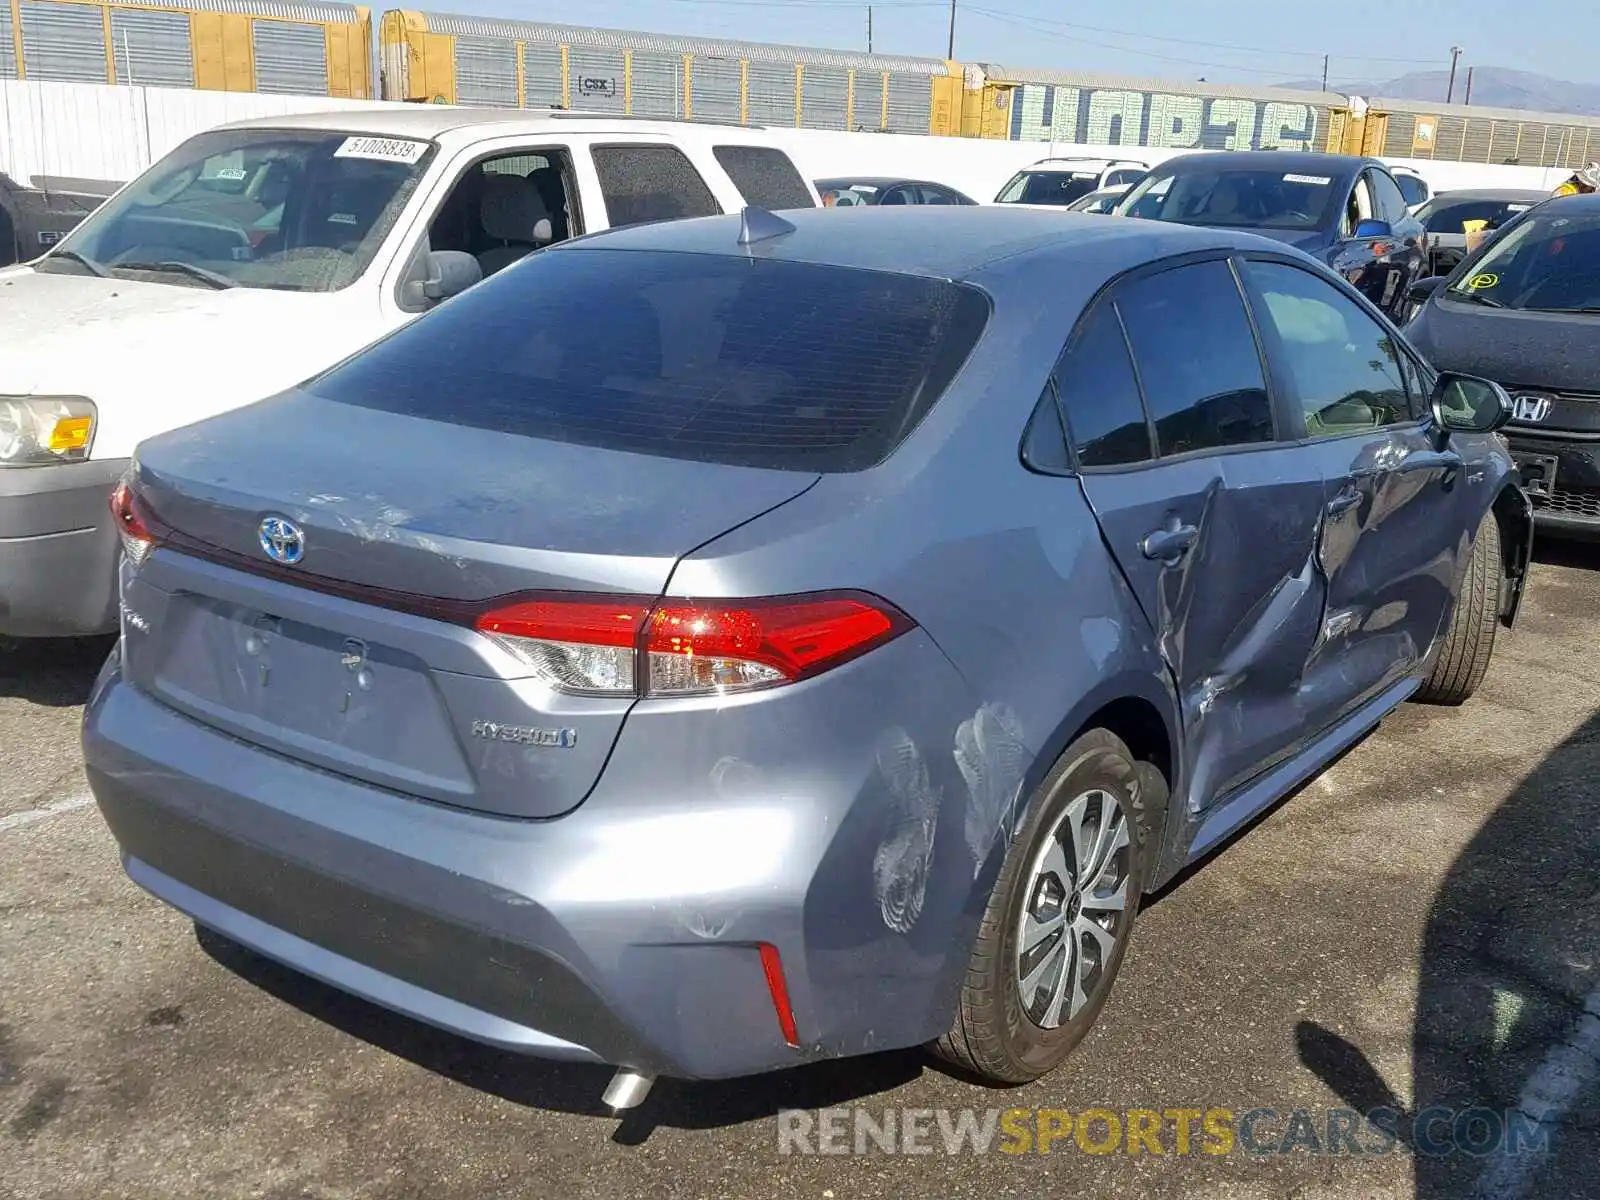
left=258, top=516, right=306, bottom=565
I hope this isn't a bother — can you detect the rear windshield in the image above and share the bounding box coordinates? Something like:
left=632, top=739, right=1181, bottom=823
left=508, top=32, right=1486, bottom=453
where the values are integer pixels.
left=1420, top=196, right=1540, bottom=234
left=305, top=248, right=991, bottom=473
left=996, top=170, right=1101, bottom=207
left=1119, top=167, right=1338, bottom=229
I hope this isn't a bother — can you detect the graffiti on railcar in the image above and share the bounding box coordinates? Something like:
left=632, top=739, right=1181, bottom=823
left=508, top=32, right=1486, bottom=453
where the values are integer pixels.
left=1009, top=83, right=1319, bottom=151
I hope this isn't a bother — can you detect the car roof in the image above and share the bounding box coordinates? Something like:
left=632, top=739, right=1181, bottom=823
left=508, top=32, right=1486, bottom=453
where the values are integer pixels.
left=1426, top=188, right=1551, bottom=203
left=1024, top=157, right=1142, bottom=171
left=816, top=177, right=956, bottom=190
left=210, top=105, right=778, bottom=143
left=1538, top=191, right=1600, bottom=212
left=552, top=204, right=1306, bottom=281
left=1154, top=150, right=1371, bottom=177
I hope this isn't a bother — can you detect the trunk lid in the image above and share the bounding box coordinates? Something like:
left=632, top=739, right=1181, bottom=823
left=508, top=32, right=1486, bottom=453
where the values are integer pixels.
left=121, top=389, right=819, bottom=818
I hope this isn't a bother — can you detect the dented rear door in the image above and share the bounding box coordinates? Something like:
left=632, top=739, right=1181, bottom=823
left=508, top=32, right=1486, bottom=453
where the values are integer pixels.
left=1062, top=257, right=1330, bottom=812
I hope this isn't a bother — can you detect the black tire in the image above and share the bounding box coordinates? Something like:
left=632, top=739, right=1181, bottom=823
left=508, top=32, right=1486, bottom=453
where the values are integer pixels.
left=1415, top=509, right=1502, bottom=706
left=933, top=729, right=1161, bottom=1084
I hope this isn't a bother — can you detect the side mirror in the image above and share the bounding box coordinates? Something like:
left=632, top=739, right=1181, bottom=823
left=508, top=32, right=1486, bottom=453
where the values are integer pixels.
left=1430, top=372, right=1512, bottom=434
left=1407, top=275, right=1447, bottom=303
left=400, top=249, right=482, bottom=308
left=1353, top=218, right=1393, bottom=239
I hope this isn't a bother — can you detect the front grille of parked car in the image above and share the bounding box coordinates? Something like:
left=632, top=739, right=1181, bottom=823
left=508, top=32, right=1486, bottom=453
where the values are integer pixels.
left=1539, top=487, right=1600, bottom=519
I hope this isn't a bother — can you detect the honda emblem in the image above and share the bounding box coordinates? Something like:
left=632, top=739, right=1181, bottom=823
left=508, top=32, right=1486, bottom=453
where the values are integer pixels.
left=1511, top=394, right=1553, bottom=424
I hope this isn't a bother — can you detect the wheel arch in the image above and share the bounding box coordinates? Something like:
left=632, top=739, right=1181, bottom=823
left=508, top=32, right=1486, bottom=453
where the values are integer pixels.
left=1001, top=671, right=1181, bottom=889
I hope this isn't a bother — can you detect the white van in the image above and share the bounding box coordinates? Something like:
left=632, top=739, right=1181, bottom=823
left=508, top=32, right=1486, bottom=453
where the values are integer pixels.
left=0, top=108, right=819, bottom=638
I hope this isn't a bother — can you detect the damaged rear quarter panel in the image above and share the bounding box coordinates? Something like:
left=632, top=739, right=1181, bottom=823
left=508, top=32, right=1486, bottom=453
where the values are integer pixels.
left=659, top=368, right=1179, bottom=1051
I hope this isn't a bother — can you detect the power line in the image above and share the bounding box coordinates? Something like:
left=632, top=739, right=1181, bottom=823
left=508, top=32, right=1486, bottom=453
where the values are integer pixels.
left=964, top=7, right=1320, bottom=77
left=967, top=4, right=1443, bottom=70
left=629, top=0, right=941, bottom=8
left=966, top=6, right=1448, bottom=79
left=969, top=5, right=1326, bottom=62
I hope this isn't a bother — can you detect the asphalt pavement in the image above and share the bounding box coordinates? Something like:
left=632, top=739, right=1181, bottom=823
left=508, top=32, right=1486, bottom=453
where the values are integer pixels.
left=3, top=545, right=1599, bottom=1200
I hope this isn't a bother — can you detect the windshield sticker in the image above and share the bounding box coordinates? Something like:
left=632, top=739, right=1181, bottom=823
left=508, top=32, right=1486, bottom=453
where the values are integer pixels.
left=328, top=212, right=359, bottom=225
left=334, top=136, right=427, bottom=164
left=1468, top=273, right=1500, bottom=289
left=1072, top=172, right=1097, bottom=179
left=1283, top=173, right=1332, bottom=185
left=213, top=167, right=248, bottom=181
left=851, top=184, right=878, bottom=193
left=1507, top=203, right=1531, bottom=211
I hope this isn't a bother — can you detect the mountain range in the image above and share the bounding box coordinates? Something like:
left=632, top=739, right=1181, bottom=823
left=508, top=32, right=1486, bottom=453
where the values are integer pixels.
left=1278, top=67, right=1600, bottom=117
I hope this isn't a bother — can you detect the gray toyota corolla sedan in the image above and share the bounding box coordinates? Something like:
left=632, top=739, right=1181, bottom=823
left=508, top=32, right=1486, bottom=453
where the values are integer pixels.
left=84, top=205, right=1531, bottom=1109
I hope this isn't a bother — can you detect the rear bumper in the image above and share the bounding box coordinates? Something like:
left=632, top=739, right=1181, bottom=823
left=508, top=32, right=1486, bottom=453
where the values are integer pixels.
left=82, top=630, right=989, bottom=1080
left=0, top=457, right=127, bottom=636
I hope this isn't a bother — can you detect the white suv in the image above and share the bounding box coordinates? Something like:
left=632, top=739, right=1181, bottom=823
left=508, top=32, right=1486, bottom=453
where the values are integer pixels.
left=0, top=108, right=818, bottom=639
left=993, top=157, right=1150, bottom=208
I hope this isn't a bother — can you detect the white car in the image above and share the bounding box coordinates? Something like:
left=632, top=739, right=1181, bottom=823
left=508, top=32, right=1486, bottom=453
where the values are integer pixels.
left=0, top=108, right=818, bottom=639
left=1390, top=164, right=1432, bottom=213
left=994, top=157, right=1149, bottom=208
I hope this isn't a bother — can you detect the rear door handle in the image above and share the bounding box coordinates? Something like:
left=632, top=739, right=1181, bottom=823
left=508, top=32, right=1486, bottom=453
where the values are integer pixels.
left=1141, top=523, right=1198, bottom=562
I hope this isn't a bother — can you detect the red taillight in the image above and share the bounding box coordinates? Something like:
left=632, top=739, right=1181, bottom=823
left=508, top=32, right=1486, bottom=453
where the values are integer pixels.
left=477, top=596, right=651, bottom=697
left=758, top=942, right=800, bottom=1048
left=109, top=480, right=157, bottom=565
left=474, top=591, right=910, bottom=699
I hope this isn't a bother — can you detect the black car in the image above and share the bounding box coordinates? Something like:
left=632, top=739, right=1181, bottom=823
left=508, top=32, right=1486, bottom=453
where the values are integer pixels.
left=1116, top=151, right=1426, bottom=322
left=815, top=176, right=976, bottom=207
left=1406, top=192, right=1600, bottom=535
left=1414, top=188, right=1549, bottom=277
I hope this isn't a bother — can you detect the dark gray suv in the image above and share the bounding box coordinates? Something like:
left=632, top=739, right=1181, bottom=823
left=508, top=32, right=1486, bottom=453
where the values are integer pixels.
left=84, top=207, right=1531, bottom=1110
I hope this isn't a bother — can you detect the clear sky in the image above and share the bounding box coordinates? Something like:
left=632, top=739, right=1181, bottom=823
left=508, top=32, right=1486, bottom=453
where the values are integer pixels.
left=420, top=0, right=1592, bottom=90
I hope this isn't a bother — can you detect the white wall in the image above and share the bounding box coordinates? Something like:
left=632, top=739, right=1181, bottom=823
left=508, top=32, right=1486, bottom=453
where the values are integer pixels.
left=0, top=77, right=1576, bottom=201
left=0, top=78, right=389, bottom=188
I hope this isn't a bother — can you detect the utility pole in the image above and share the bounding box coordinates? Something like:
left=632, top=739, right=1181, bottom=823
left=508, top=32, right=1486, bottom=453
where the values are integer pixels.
left=1464, top=66, right=1475, bottom=105
left=1446, top=46, right=1463, bottom=103
left=867, top=4, right=873, bottom=53
left=1321, top=54, right=1329, bottom=92
left=946, top=0, right=957, bottom=59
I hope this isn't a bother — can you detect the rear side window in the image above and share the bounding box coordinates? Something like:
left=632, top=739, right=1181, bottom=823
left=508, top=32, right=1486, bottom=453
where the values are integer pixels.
left=305, top=248, right=990, bottom=473
left=1057, top=303, right=1151, bottom=467
left=1114, top=260, right=1274, bottom=457
left=591, top=144, right=720, bottom=228
left=713, top=145, right=815, bottom=210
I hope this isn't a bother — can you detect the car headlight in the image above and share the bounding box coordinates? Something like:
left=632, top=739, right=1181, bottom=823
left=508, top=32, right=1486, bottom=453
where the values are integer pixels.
left=0, top=396, right=97, bottom=466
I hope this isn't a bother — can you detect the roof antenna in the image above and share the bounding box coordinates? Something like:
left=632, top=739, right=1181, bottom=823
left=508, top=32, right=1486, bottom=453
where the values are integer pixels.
left=738, top=206, right=796, bottom=247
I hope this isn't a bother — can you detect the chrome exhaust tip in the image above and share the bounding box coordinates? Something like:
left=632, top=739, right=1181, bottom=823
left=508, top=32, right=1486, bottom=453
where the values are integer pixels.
left=602, top=1068, right=656, bottom=1113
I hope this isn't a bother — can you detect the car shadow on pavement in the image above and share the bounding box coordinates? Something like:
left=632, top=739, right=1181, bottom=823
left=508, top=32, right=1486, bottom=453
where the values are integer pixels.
left=1532, top=535, right=1600, bottom=570
left=194, top=925, right=924, bottom=1145
left=1296, top=710, right=1600, bottom=1199
left=0, top=636, right=114, bottom=706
